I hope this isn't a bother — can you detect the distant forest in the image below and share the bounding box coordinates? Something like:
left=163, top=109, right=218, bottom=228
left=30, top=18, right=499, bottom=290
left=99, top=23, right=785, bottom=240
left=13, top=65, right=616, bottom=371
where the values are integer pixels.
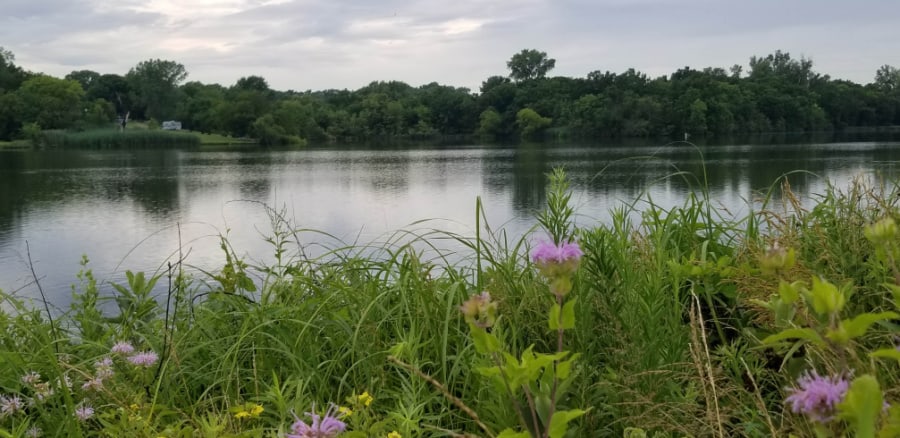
left=1, top=47, right=899, bottom=145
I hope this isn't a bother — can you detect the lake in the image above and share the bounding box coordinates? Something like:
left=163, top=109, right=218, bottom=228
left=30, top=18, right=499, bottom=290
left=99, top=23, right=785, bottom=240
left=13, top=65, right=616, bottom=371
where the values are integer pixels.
left=2, top=137, right=900, bottom=310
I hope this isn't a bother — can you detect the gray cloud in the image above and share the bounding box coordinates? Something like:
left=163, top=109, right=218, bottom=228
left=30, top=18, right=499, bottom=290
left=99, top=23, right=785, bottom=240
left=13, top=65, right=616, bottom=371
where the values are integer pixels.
left=1, top=0, right=897, bottom=91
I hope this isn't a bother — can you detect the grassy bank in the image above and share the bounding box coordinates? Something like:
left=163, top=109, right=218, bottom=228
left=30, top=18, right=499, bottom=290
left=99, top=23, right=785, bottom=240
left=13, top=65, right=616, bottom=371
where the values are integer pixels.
left=2, top=170, right=900, bottom=437
left=0, top=139, right=31, bottom=150
left=37, top=129, right=201, bottom=149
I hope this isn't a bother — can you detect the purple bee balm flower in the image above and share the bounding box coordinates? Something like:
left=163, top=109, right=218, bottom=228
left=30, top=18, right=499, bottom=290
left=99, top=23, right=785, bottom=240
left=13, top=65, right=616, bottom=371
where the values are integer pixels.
left=532, top=240, right=583, bottom=296
left=1, top=394, right=25, bottom=417
left=21, top=371, right=41, bottom=385
left=127, top=351, right=159, bottom=367
left=95, top=357, right=114, bottom=379
left=287, top=404, right=347, bottom=438
left=74, top=404, right=94, bottom=421
left=111, top=341, right=135, bottom=355
left=531, top=240, right=583, bottom=277
left=532, top=240, right=583, bottom=264
left=81, top=377, right=104, bottom=391
left=785, top=370, right=849, bottom=423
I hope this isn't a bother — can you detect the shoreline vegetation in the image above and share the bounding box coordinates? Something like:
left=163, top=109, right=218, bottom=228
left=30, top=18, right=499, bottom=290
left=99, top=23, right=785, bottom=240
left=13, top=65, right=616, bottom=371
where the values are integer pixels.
left=3, top=169, right=900, bottom=436
left=2, top=47, right=900, bottom=148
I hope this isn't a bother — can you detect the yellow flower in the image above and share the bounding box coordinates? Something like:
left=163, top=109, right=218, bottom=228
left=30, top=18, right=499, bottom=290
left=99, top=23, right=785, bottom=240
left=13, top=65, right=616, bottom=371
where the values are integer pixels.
left=387, top=431, right=402, bottom=438
left=129, top=404, right=140, bottom=411
left=357, top=391, right=373, bottom=407
left=250, top=404, right=264, bottom=417
left=338, top=406, right=353, bottom=417
left=234, top=411, right=251, bottom=419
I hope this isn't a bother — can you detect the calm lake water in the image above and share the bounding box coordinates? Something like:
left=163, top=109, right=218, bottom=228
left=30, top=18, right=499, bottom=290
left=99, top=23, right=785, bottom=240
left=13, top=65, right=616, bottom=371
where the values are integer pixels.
left=2, top=138, right=900, bottom=309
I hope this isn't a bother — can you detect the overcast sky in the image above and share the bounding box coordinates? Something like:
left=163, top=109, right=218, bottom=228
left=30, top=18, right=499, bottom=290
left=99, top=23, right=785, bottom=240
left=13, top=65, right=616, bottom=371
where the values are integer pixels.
left=2, top=0, right=898, bottom=92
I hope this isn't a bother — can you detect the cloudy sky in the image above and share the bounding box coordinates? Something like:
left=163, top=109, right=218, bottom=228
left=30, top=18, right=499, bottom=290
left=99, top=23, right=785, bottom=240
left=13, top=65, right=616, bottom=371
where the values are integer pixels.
left=2, top=0, right=898, bottom=92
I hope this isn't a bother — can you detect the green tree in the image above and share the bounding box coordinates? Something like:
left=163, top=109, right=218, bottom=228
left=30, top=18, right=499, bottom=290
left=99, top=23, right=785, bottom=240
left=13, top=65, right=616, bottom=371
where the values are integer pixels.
left=14, top=75, right=85, bottom=129
left=87, top=74, right=132, bottom=116
left=516, top=107, right=552, bottom=138
left=0, top=46, right=28, bottom=93
left=507, top=49, right=556, bottom=82
left=478, top=108, right=502, bottom=137
left=176, top=81, right=225, bottom=133
left=65, top=70, right=101, bottom=91
left=126, top=59, right=188, bottom=120
left=216, top=76, right=277, bottom=137
left=874, top=65, right=900, bottom=92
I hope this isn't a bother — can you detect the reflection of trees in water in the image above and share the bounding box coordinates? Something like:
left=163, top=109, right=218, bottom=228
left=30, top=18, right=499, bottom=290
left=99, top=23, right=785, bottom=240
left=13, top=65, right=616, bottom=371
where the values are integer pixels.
left=367, top=155, right=410, bottom=193
left=510, top=143, right=549, bottom=210
left=0, top=150, right=186, bottom=237
left=480, top=141, right=900, bottom=219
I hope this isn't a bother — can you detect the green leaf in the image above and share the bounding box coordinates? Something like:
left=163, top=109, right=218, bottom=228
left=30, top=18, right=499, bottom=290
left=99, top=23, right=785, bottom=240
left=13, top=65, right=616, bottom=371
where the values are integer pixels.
left=549, top=303, right=561, bottom=330
left=779, top=280, right=800, bottom=304
left=470, top=326, right=501, bottom=354
left=885, top=283, right=900, bottom=307
left=548, top=409, right=587, bottom=438
left=561, top=298, right=577, bottom=329
left=871, top=348, right=900, bottom=362
left=843, top=312, right=898, bottom=339
left=623, top=428, right=648, bottom=438
left=838, top=374, right=882, bottom=438
left=556, top=352, right=581, bottom=380
left=497, top=429, right=531, bottom=438
left=808, top=276, right=844, bottom=316
left=761, top=328, right=824, bottom=346
left=536, top=394, right=551, bottom=425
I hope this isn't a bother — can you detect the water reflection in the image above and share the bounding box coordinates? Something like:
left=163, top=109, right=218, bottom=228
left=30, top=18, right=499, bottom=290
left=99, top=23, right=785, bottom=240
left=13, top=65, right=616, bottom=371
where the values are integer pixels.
left=2, top=141, right=900, bottom=308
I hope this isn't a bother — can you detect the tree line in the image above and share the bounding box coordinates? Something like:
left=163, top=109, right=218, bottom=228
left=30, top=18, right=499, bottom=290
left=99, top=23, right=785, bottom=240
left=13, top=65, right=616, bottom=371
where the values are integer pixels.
left=1, top=47, right=899, bottom=145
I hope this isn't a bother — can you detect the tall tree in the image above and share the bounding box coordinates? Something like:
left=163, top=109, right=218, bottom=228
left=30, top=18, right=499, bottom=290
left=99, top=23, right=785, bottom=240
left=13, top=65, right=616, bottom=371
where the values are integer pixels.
left=126, top=59, right=188, bottom=120
left=14, top=75, right=85, bottom=129
left=507, top=49, right=556, bottom=82
left=874, top=65, right=900, bottom=92
left=0, top=46, right=28, bottom=93
left=65, top=70, right=101, bottom=91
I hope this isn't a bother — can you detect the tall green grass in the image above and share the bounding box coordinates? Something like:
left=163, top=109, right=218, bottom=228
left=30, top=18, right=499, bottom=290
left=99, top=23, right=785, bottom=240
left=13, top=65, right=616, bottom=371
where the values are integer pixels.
left=2, top=170, right=900, bottom=436
left=39, top=129, right=201, bottom=149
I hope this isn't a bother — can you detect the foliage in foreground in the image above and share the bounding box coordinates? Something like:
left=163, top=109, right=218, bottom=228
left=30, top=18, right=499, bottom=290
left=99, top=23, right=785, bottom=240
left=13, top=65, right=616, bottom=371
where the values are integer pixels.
left=3, top=170, right=900, bottom=437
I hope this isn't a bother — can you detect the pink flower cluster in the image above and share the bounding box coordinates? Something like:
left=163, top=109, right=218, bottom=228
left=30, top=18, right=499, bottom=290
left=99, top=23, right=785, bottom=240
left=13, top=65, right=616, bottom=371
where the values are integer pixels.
left=785, top=370, right=849, bottom=423
left=531, top=240, right=583, bottom=266
left=111, top=341, right=158, bottom=367
left=287, top=404, right=347, bottom=438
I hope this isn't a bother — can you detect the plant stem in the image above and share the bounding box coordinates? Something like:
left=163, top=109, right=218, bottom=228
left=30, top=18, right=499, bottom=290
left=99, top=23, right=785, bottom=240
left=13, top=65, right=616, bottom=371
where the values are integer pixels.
left=544, top=292, right=565, bottom=438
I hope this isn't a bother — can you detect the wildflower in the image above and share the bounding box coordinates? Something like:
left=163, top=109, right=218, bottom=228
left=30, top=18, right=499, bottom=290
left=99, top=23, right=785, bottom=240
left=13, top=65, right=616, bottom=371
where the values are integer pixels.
left=337, top=406, right=352, bottom=417
left=1, top=395, right=24, bottom=417
left=785, top=370, right=849, bottom=423
left=57, top=374, right=72, bottom=389
left=387, top=432, right=402, bottom=438
left=25, top=426, right=42, bottom=437
left=235, top=410, right=251, bottom=419
left=287, top=404, right=347, bottom=438
left=111, top=341, right=135, bottom=355
left=95, top=357, right=114, bottom=379
left=531, top=240, right=583, bottom=292
left=129, top=403, right=140, bottom=411
left=459, top=291, right=498, bottom=328
left=127, top=351, right=159, bottom=367
left=251, top=404, right=264, bottom=417
left=21, top=371, right=41, bottom=385
left=357, top=391, right=373, bottom=408
left=74, top=404, right=94, bottom=421
left=81, top=377, right=104, bottom=392
left=33, top=383, right=54, bottom=402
